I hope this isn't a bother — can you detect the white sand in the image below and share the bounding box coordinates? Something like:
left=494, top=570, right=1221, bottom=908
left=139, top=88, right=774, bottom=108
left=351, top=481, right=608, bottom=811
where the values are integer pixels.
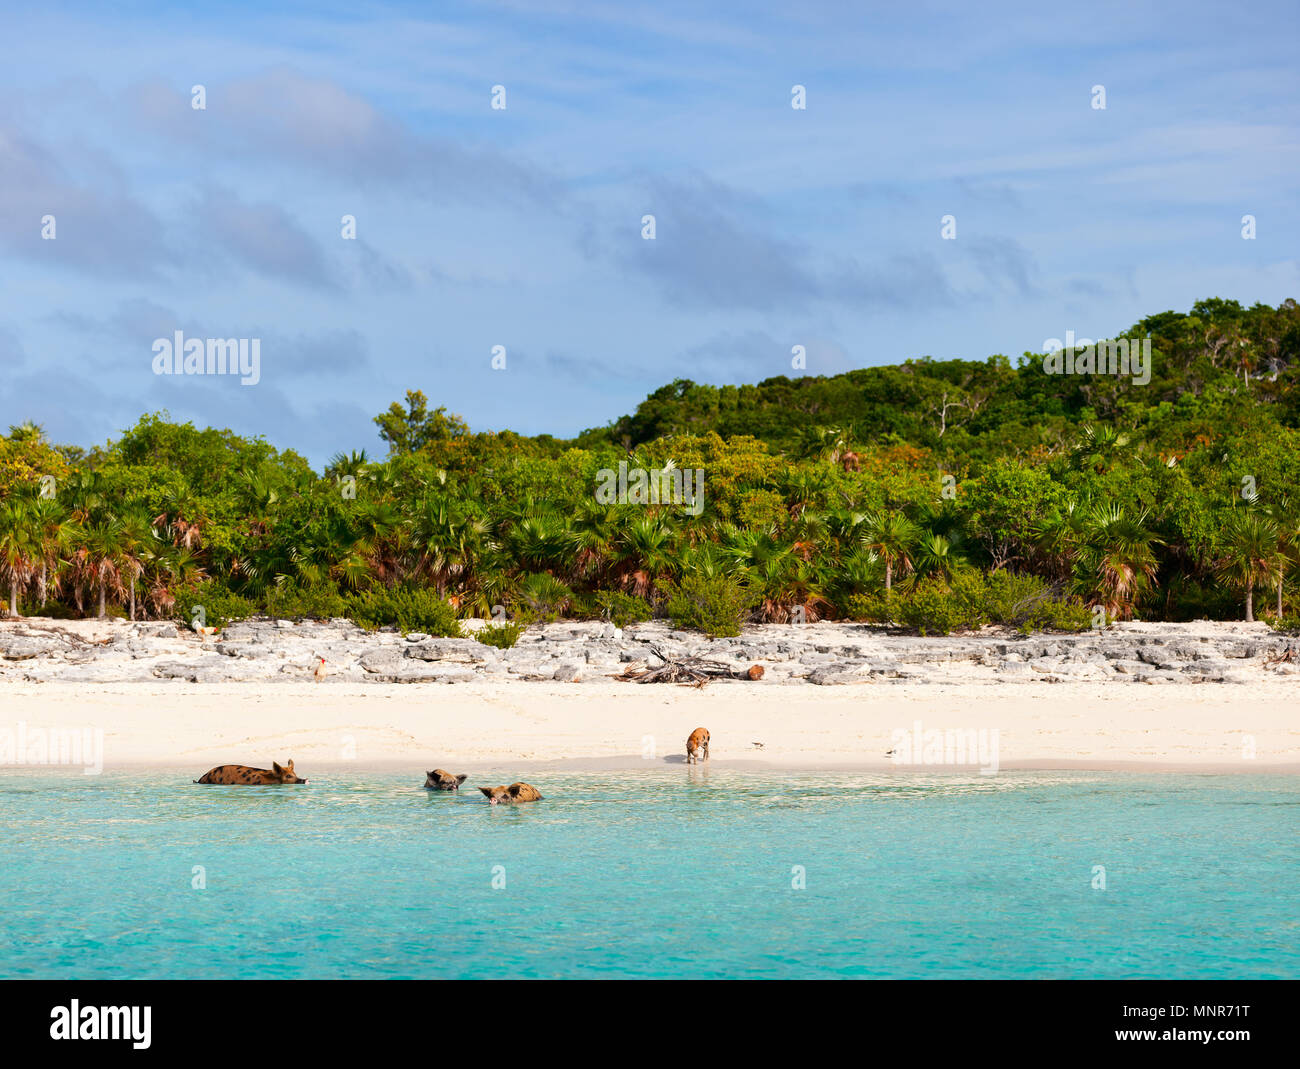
left=1, top=679, right=1296, bottom=773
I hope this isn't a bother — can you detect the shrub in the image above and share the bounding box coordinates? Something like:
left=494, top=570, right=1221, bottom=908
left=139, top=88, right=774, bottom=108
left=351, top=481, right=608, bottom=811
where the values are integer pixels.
left=893, top=579, right=983, bottom=636
left=1033, top=598, right=1094, bottom=632
left=594, top=590, right=652, bottom=628
left=566, top=591, right=602, bottom=621
left=264, top=582, right=348, bottom=622
left=659, top=573, right=758, bottom=638
left=841, top=592, right=895, bottom=624
left=175, top=581, right=256, bottom=630
left=347, top=586, right=462, bottom=636
left=842, top=571, right=1093, bottom=634
left=959, top=570, right=1034, bottom=626
left=964, top=570, right=1092, bottom=632
left=475, top=621, right=525, bottom=649
left=1271, top=613, right=1300, bottom=634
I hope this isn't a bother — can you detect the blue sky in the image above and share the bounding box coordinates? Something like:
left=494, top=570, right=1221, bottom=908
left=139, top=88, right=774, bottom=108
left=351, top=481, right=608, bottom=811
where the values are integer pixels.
left=1, top=0, right=1296, bottom=465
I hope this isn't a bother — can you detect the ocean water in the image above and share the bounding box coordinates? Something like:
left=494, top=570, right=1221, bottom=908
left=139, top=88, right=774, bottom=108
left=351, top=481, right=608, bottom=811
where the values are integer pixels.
left=0, top=767, right=1296, bottom=979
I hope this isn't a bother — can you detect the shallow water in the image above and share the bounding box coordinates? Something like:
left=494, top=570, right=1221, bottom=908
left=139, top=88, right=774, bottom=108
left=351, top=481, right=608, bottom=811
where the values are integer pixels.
left=0, top=768, right=1296, bottom=978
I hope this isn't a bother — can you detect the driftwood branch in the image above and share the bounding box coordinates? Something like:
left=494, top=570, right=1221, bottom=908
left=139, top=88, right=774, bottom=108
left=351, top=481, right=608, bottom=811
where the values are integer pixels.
left=611, top=645, right=764, bottom=687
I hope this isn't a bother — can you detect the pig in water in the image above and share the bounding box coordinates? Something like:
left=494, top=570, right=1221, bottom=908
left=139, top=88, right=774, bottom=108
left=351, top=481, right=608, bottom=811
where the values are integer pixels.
left=195, top=760, right=308, bottom=785
left=424, top=769, right=468, bottom=791
left=478, top=782, right=544, bottom=805
left=686, top=727, right=710, bottom=765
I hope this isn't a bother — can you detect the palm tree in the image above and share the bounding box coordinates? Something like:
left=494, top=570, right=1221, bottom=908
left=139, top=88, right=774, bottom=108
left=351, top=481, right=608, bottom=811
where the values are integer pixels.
left=1216, top=512, right=1285, bottom=623
left=1030, top=502, right=1085, bottom=584
left=313, top=512, right=375, bottom=593
left=504, top=511, right=576, bottom=577
left=718, top=526, right=790, bottom=572
left=152, top=488, right=207, bottom=550
left=518, top=572, right=572, bottom=619
left=63, top=469, right=110, bottom=522
left=463, top=547, right=518, bottom=619
left=825, top=508, right=871, bottom=549
left=146, top=544, right=206, bottom=618
left=862, top=510, right=920, bottom=593
left=747, top=552, right=827, bottom=623
left=117, top=508, right=156, bottom=620
left=911, top=498, right=969, bottom=543
left=713, top=526, right=814, bottom=621
left=674, top=542, right=735, bottom=582
left=237, top=472, right=281, bottom=534
left=825, top=546, right=884, bottom=606
left=775, top=468, right=830, bottom=517
left=613, top=514, right=676, bottom=595
left=7, top=420, right=46, bottom=443
left=1069, top=425, right=1134, bottom=473
left=410, top=496, right=492, bottom=595
left=570, top=502, right=620, bottom=587
left=1259, top=497, right=1300, bottom=618
left=347, top=499, right=406, bottom=586
left=0, top=499, right=38, bottom=616
left=72, top=516, right=128, bottom=619
left=909, top=533, right=961, bottom=586
left=1077, top=505, right=1162, bottom=620
left=28, top=496, right=71, bottom=610
left=325, top=450, right=371, bottom=479
left=793, top=425, right=852, bottom=465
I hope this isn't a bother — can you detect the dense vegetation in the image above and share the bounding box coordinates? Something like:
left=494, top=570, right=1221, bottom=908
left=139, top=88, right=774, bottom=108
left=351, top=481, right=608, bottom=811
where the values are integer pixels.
left=2, top=298, right=1299, bottom=636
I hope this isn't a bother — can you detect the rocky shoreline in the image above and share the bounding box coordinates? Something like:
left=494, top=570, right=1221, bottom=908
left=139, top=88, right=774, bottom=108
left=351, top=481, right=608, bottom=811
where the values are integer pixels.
left=1, top=616, right=1297, bottom=686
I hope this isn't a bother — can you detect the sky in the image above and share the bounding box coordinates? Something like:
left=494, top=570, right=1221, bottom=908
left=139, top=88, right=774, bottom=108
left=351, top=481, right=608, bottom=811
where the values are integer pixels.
left=0, top=0, right=1296, bottom=466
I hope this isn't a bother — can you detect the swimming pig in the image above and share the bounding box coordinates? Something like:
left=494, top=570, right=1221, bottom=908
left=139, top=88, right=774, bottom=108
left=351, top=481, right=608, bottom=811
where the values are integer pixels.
left=195, top=760, right=308, bottom=785
left=478, top=782, right=544, bottom=805
left=686, top=727, right=710, bottom=765
left=424, top=769, right=468, bottom=791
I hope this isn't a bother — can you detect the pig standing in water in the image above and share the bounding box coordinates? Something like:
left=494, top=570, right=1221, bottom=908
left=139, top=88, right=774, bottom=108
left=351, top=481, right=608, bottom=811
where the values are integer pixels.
left=686, top=727, right=710, bottom=765
left=479, top=783, right=543, bottom=805
left=424, top=769, right=468, bottom=791
left=195, top=760, right=308, bottom=785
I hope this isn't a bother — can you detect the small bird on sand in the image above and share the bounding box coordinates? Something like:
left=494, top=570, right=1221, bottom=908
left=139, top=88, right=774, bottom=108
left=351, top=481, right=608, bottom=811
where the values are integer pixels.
left=313, top=656, right=327, bottom=681
left=884, top=748, right=897, bottom=758
left=751, top=742, right=765, bottom=750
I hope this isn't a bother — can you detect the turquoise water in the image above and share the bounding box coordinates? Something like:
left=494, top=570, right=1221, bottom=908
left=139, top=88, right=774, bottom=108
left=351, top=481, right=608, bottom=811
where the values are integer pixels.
left=1, top=768, right=1296, bottom=979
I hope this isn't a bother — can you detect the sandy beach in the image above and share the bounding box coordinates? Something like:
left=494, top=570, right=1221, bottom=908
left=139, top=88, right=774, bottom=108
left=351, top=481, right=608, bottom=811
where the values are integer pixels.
left=3, top=677, right=1296, bottom=773
left=2, top=615, right=1296, bottom=774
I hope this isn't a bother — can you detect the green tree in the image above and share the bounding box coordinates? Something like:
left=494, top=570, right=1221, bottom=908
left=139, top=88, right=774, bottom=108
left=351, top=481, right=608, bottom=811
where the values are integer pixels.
left=374, top=391, right=468, bottom=455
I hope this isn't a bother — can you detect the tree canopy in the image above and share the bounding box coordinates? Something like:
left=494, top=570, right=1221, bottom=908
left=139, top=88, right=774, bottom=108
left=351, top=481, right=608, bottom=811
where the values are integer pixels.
left=2, top=298, right=1298, bottom=630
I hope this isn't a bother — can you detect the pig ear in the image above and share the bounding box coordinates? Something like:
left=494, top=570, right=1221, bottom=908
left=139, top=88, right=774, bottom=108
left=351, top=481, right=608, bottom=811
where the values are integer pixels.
left=426, top=771, right=435, bottom=778
left=508, top=784, right=522, bottom=796
left=479, top=787, right=494, bottom=798
left=286, top=759, right=294, bottom=771
left=272, top=762, right=284, bottom=774
left=456, top=774, right=468, bottom=785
